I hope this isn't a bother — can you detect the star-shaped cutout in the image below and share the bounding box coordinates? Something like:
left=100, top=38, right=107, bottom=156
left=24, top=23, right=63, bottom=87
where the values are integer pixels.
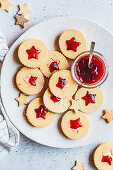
left=26, top=46, right=40, bottom=60
left=102, top=151, right=113, bottom=165
left=72, top=160, right=85, bottom=170
left=81, top=91, right=96, bottom=106
left=15, top=93, right=29, bottom=106
left=24, top=74, right=37, bottom=86
left=66, top=37, right=80, bottom=52
left=0, top=0, right=13, bottom=12
left=102, top=109, right=113, bottom=123
left=15, top=14, right=29, bottom=28
left=69, top=99, right=82, bottom=113
left=18, top=3, right=32, bottom=18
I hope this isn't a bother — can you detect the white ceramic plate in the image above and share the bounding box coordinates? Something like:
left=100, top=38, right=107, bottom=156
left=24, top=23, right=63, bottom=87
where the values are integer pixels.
left=1, top=17, right=113, bottom=148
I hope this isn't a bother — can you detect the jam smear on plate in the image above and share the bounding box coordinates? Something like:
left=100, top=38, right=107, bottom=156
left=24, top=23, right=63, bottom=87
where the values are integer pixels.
left=56, top=77, right=68, bottom=89
left=75, top=54, right=105, bottom=84
left=82, top=91, right=96, bottom=106
left=70, top=118, right=82, bottom=129
left=29, top=76, right=37, bottom=86
left=101, top=155, right=112, bottom=165
left=66, top=37, right=80, bottom=52
left=26, top=46, right=40, bottom=60
left=50, top=94, right=61, bottom=103
left=49, top=61, right=59, bottom=73
left=34, top=105, right=48, bottom=119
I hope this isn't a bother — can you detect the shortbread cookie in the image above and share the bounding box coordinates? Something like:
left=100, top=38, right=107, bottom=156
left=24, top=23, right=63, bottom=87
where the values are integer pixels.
left=61, top=111, right=90, bottom=140
left=18, top=4, right=32, bottom=18
left=59, top=29, right=88, bottom=59
left=49, top=70, right=78, bottom=98
left=74, top=87, right=104, bottom=114
left=102, top=110, right=113, bottom=123
left=18, top=39, right=48, bottom=68
left=0, top=0, right=14, bottom=12
left=94, top=142, right=113, bottom=170
left=16, top=67, right=44, bottom=95
left=15, top=14, right=29, bottom=28
left=72, top=160, right=85, bottom=170
left=40, top=51, right=68, bottom=78
left=15, top=93, right=29, bottom=106
left=26, top=98, right=55, bottom=127
left=43, top=88, right=71, bottom=113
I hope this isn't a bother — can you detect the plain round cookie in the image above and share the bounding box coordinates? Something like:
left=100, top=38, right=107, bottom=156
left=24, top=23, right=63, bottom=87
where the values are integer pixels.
left=74, top=87, right=104, bottom=114
left=18, top=39, right=48, bottom=68
left=61, top=111, right=90, bottom=140
left=16, top=67, right=44, bottom=95
left=94, top=142, right=113, bottom=170
left=43, top=88, right=71, bottom=113
left=49, top=70, right=78, bottom=98
left=26, top=98, right=55, bottom=127
left=59, top=29, right=88, bottom=59
left=40, top=51, right=68, bottom=78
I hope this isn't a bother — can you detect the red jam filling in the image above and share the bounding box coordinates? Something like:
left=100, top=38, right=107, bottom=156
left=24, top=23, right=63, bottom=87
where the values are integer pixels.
left=49, top=61, right=59, bottom=73
left=50, top=94, right=61, bottom=103
left=101, top=155, right=112, bottom=165
left=29, top=76, right=37, bottom=86
left=66, top=37, right=80, bottom=52
left=34, top=105, right=48, bottom=119
left=26, top=46, right=40, bottom=60
left=75, top=54, right=105, bottom=84
left=82, top=91, right=96, bottom=106
left=70, top=118, right=82, bottom=129
left=56, top=77, right=68, bottom=89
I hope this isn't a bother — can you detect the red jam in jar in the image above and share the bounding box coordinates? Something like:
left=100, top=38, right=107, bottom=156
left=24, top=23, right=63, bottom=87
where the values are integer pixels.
left=56, top=77, right=68, bottom=89
left=101, top=155, right=112, bottom=165
left=49, top=61, right=59, bottom=73
left=50, top=94, right=61, bottom=103
left=70, top=118, right=82, bottom=129
left=26, top=46, right=40, bottom=60
left=66, top=37, right=80, bottom=52
left=75, top=54, right=106, bottom=85
left=34, top=105, right=48, bottom=119
left=82, top=91, right=96, bottom=106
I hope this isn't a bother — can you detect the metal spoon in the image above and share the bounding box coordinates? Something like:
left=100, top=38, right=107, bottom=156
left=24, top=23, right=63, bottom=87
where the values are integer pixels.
left=88, top=42, right=95, bottom=67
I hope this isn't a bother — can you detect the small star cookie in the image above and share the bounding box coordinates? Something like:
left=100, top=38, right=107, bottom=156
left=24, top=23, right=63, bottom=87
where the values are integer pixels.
left=102, top=109, right=113, bottom=123
left=0, top=0, right=13, bottom=12
left=69, top=99, right=82, bottom=113
left=15, top=93, right=29, bottom=106
left=72, top=160, right=85, bottom=170
left=18, top=3, right=32, bottom=18
left=15, top=14, right=29, bottom=28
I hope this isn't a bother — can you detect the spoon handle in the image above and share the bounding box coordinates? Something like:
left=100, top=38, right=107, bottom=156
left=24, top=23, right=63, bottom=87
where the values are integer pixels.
left=88, top=42, right=95, bottom=67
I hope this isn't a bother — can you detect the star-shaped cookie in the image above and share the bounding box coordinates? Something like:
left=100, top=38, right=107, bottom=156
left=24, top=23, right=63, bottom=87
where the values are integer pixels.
left=69, top=99, right=82, bottom=113
left=15, top=14, right=29, bottom=28
left=18, top=3, right=32, bottom=18
left=0, top=0, right=13, bottom=12
left=72, top=160, right=85, bottom=170
left=102, top=109, right=113, bottom=123
left=15, top=93, right=29, bottom=106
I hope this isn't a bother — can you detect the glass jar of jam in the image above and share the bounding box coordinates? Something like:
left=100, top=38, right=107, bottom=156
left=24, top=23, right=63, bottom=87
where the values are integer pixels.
left=71, top=51, right=108, bottom=88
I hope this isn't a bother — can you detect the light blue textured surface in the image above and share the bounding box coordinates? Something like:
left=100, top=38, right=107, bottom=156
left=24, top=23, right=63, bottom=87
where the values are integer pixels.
left=0, top=0, right=113, bottom=169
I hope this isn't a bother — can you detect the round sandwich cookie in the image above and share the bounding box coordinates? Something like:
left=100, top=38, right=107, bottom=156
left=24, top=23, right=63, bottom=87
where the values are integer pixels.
left=59, top=29, right=88, bottom=59
left=94, top=142, right=113, bottom=170
left=26, top=98, right=55, bottom=127
left=18, top=39, right=48, bottom=68
left=49, top=70, right=78, bottom=98
left=43, top=88, right=71, bottom=113
left=40, top=51, right=68, bottom=78
left=61, top=110, right=90, bottom=140
left=74, top=87, right=104, bottom=114
left=16, top=67, right=44, bottom=95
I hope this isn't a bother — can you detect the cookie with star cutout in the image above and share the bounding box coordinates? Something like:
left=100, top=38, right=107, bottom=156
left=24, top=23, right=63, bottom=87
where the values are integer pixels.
left=94, top=142, right=113, bottom=170
left=40, top=51, right=68, bottom=78
left=74, top=87, right=104, bottom=114
left=49, top=70, right=78, bottom=98
left=26, top=98, right=55, bottom=127
left=16, top=67, right=44, bottom=95
left=43, top=88, right=71, bottom=113
left=18, top=39, right=48, bottom=68
left=61, top=110, right=90, bottom=140
left=59, top=29, right=88, bottom=59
